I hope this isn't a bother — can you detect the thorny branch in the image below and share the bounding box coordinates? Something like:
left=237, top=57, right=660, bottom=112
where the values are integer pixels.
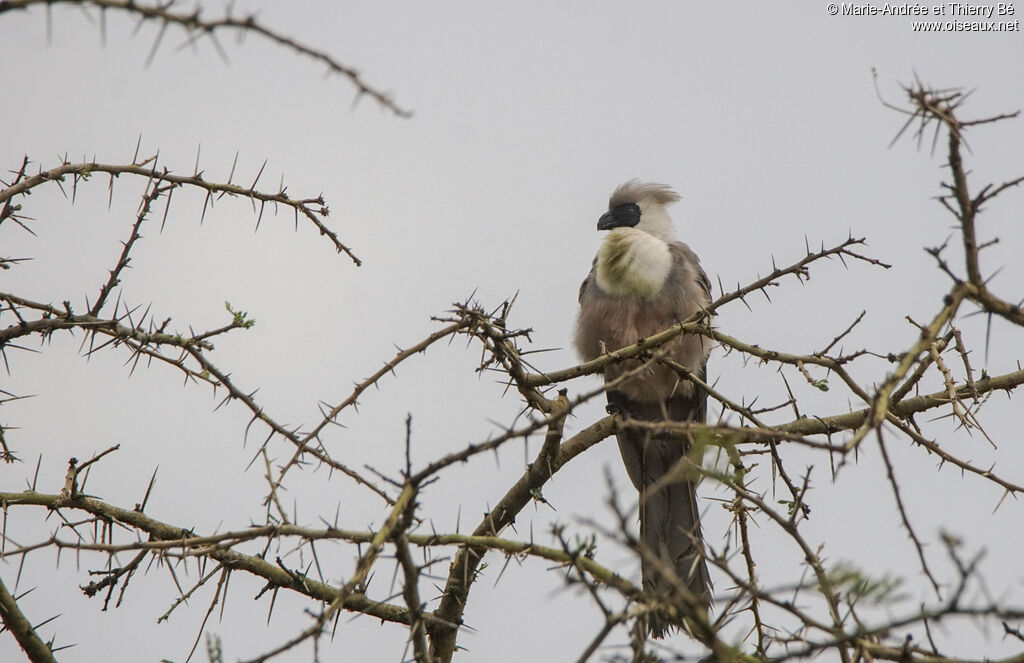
left=0, top=155, right=361, bottom=264
left=2, top=70, right=1023, bottom=663
left=0, top=0, right=411, bottom=117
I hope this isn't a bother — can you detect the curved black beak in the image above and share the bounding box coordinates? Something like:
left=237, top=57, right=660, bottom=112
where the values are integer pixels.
left=597, top=203, right=641, bottom=231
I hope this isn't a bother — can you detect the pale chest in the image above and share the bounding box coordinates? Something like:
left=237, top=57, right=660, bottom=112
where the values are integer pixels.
left=595, top=228, right=673, bottom=300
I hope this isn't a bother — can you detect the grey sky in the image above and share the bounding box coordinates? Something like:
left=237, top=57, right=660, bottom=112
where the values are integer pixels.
left=2, top=2, right=1023, bottom=661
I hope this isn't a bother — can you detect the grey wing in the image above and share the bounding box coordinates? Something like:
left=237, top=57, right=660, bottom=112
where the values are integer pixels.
left=696, top=264, right=712, bottom=307
left=578, top=258, right=597, bottom=304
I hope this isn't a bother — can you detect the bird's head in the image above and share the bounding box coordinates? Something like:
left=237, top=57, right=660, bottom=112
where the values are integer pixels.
left=597, top=180, right=680, bottom=242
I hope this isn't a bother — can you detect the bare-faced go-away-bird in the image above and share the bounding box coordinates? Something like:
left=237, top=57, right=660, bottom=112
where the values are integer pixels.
left=574, top=180, right=712, bottom=637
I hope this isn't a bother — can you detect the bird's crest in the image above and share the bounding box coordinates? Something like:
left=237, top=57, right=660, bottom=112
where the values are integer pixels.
left=609, top=180, right=680, bottom=209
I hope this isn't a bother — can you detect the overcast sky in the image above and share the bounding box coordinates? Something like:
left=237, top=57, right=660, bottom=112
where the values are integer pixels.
left=2, top=2, right=1023, bottom=662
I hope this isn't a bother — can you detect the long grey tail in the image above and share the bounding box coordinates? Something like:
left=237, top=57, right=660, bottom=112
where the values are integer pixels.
left=610, top=390, right=712, bottom=638
left=638, top=452, right=711, bottom=638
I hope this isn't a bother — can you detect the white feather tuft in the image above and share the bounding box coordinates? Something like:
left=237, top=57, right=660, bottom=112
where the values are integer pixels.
left=595, top=228, right=673, bottom=299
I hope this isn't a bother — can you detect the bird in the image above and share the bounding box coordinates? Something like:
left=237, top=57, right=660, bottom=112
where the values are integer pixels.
left=574, top=179, right=712, bottom=637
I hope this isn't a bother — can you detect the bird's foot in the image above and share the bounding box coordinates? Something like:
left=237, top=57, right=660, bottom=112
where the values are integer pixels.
left=605, top=402, right=629, bottom=417
left=605, top=390, right=631, bottom=418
